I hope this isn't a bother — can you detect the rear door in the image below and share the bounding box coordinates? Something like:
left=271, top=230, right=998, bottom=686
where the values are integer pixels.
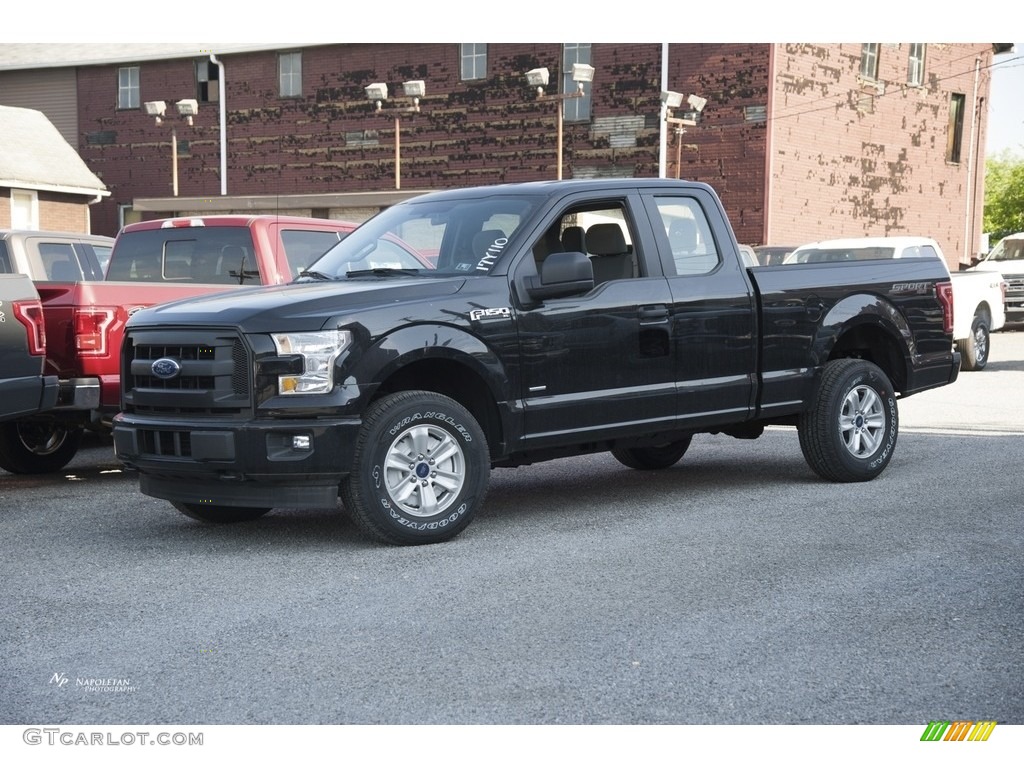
left=641, top=189, right=757, bottom=428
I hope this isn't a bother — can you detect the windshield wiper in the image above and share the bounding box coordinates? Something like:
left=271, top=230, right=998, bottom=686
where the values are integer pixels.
left=344, top=267, right=422, bottom=278
left=297, top=269, right=335, bottom=281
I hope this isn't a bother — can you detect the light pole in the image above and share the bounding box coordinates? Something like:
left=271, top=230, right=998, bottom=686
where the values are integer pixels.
left=661, top=91, right=706, bottom=179
left=526, top=63, right=596, bottom=180
left=144, top=99, right=198, bottom=197
left=365, top=80, right=425, bottom=191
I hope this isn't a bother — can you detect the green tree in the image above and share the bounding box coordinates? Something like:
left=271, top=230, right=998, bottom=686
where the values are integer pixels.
left=984, top=149, right=1024, bottom=241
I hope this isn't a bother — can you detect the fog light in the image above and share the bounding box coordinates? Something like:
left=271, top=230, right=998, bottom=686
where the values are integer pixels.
left=292, top=435, right=311, bottom=451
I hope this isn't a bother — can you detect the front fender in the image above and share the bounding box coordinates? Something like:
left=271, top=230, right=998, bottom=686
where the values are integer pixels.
left=351, top=323, right=511, bottom=402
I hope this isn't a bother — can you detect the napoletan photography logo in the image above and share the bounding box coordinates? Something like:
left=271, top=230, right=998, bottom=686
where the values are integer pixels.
left=920, top=720, right=997, bottom=742
left=49, top=672, right=138, bottom=694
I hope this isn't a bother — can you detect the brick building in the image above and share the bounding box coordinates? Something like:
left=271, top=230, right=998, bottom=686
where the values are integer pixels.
left=0, top=43, right=1001, bottom=268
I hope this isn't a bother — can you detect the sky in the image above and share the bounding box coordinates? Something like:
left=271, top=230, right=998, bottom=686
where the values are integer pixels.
left=988, top=45, right=1024, bottom=156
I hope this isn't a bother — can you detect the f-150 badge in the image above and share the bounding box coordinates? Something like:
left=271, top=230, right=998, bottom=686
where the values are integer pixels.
left=469, top=307, right=512, bottom=322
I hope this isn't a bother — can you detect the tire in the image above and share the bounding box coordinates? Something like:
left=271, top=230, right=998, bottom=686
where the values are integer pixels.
left=798, top=359, right=898, bottom=483
left=957, top=314, right=990, bottom=371
left=171, top=502, right=271, bottom=524
left=0, top=420, right=83, bottom=474
left=611, top=436, right=692, bottom=470
left=341, top=390, right=489, bottom=546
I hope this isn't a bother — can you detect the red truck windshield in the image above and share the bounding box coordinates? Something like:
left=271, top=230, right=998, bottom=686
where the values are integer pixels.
left=107, top=227, right=262, bottom=285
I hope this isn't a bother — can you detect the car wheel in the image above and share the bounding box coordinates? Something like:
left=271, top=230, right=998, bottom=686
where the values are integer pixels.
left=798, top=359, right=898, bottom=482
left=170, top=502, right=271, bottom=523
left=0, top=420, right=83, bottom=474
left=957, top=314, right=990, bottom=371
left=611, top=436, right=693, bottom=470
left=341, top=390, right=489, bottom=545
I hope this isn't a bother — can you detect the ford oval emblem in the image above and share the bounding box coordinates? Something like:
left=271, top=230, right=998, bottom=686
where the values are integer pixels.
left=151, top=357, right=182, bottom=380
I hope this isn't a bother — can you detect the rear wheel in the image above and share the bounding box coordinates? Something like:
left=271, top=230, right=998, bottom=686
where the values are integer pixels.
left=611, top=437, right=693, bottom=470
left=171, top=502, right=271, bottom=524
left=957, top=314, right=990, bottom=371
left=798, top=359, right=898, bottom=482
left=0, top=420, right=83, bottom=474
left=341, top=390, right=489, bottom=545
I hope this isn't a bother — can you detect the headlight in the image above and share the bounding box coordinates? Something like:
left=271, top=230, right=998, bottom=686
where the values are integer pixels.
left=271, top=330, right=351, bottom=395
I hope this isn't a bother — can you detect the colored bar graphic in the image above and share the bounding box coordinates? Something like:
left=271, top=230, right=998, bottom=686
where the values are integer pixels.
left=968, top=721, right=997, bottom=741
left=920, top=720, right=996, bottom=741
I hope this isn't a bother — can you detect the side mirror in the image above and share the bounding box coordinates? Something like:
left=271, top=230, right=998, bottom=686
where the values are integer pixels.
left=525, top=251, right=594, bottom=300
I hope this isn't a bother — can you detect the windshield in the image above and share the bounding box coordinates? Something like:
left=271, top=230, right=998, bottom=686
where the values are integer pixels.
left=986, top=236, right=1024, bottom=262
left=301, top=194, right=541, bottom=279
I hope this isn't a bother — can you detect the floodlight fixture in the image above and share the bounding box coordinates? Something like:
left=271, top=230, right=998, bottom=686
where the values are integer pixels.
left=176, top=99, right=199, bottom=117
left=687, top=94, right=708, bottom=113
left=661, top=90, right=684, bottom=109
left=526, top=67, right=550, bottom=90
left=365, top=82, right=388, bottom=106
left=571, top=63, right=595, bottom=84
left=144, top=101, right=167, bottom=122
left=402, top=79, right=426, bottom=98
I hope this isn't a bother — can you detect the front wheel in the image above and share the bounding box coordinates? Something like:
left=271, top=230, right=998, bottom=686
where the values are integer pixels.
left=957, top=315, right=990, bottom=371
left=341, top=390, right=490, bottom=545
left=798, top=359, right=898, bottom=482
left=0, top=420, right=83, bottom=474
left=171, top=502, right=271, bottom=523
left=611, top=436, right=693, bottom=470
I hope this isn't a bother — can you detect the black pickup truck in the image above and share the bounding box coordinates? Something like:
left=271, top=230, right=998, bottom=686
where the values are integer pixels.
left=0, top=274, right=59, bottom=446
left=113, top=179, right=959, bottom=544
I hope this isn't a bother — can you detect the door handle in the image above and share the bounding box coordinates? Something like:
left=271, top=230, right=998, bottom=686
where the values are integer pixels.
left=639, top=305, right=669, bottom=323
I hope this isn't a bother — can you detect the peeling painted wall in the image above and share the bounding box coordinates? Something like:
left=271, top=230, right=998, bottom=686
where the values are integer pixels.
left=767, top=43, right=992, bottom=267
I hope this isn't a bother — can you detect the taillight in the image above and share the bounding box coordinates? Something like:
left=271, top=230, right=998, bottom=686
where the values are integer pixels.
left=935, top=281, right=954, bottom=334
left=13, top=300, right=46, bottom=356
left=74, top=308, right=116, bottom=356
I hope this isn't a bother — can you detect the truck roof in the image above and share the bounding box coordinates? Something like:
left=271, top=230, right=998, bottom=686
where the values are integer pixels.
left=400, top=177, right=716, bottom=203
left=120, top=215, right=360, bottom=233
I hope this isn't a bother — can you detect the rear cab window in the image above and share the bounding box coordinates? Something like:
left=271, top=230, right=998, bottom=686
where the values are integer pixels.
left=107, top=227, right=262, bottom=285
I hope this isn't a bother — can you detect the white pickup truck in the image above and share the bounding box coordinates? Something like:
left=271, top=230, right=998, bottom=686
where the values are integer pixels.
left=785, top=237, right=1006, bottom=371
left=967, top=232, right=1024, bottom=323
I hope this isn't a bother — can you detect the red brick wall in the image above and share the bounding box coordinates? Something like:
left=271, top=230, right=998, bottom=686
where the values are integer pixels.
left=78, top=44, right=668, bottom=236
left=668, top=43, right=771, bottom=246
left=74, top=42, right=991, bottom=260
left=766, top=43, right=992, bottom=268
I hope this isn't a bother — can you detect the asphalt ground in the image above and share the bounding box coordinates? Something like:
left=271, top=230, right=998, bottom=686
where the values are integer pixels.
left=1, top=332, right=1021, bottom=740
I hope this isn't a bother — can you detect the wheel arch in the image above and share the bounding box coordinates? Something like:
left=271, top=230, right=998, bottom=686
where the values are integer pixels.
left=363, top=325, right=509, bottom=460
left=817, top=297, right=910, bottom=392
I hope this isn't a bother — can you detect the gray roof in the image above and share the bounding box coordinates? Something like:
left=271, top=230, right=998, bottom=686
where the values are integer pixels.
left=0, top=44, right=318, bottom=71
left=0, top=104, right=107, bottom=196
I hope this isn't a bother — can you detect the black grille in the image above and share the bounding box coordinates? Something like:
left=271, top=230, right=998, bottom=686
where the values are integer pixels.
left=123, top=330, right=252, bottom=417
left=139, top=428, right=192, bottom=457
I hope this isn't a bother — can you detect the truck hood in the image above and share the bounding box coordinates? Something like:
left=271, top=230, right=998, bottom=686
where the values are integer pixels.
left=126, top=277, right=467, bottom=332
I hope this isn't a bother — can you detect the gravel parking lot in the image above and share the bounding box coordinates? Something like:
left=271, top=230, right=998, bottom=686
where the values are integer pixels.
left=2, top=333, right=1022, bottom=741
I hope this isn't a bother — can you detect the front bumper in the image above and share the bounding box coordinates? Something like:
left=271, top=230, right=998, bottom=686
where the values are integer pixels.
left=112, top=413, right=362, bottom=509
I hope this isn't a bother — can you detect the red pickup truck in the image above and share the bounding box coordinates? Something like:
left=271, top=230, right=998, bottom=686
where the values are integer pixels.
left=1, top=215, right=376, bottom=474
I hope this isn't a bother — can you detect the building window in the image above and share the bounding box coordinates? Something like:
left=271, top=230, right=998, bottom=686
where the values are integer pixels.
left=11, top=189, right=38, bottom=230
left=196, top=59, right=220, bottom=103
left=907, top=43, right=926, bottom=87
left=562, top=43, right=592, bottom=123
left=460, top=44, right=487, bottom=80
left=947, top=93, right=966, bottom=163
left=118, top=204, right=142, bottom=230
left=118, top=66, right=139, bottom=109
left=279, top=52, right=302, bottom=98
left=859, top=44, right=880, bottom=81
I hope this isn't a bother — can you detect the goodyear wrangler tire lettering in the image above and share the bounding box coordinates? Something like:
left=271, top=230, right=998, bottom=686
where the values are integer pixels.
left=341, top=390, right=489, bottom=545
left=797, top=358, right=898, bottom=483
